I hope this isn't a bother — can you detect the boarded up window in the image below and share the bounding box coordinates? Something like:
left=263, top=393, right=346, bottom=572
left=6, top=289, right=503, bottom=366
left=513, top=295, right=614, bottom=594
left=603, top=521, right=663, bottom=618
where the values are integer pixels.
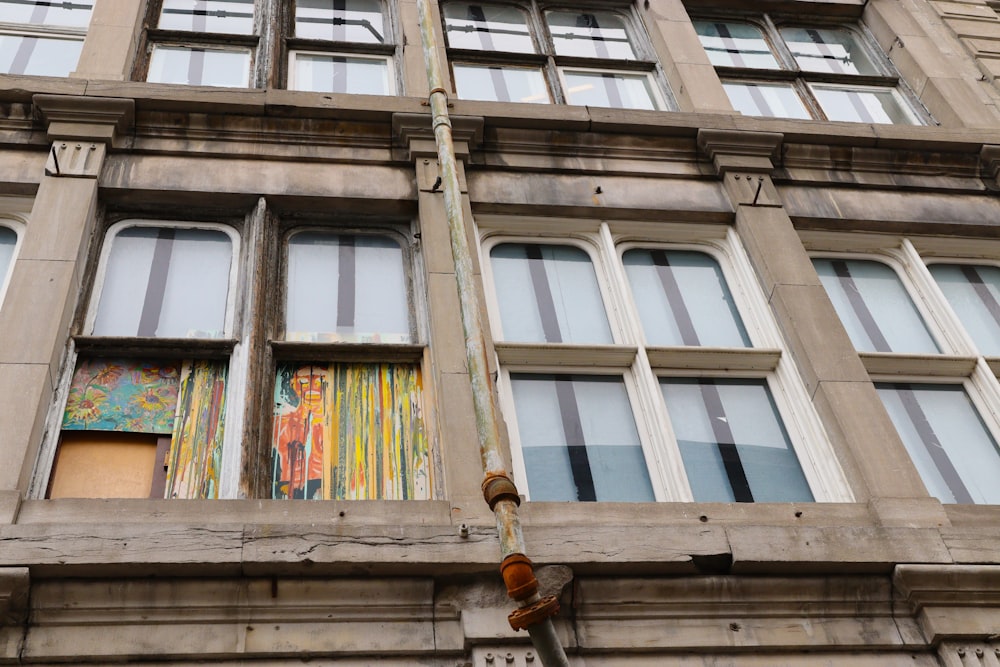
left=52, top=358, right=227, bottom=499
left=271, top=362, right=429, bottom=500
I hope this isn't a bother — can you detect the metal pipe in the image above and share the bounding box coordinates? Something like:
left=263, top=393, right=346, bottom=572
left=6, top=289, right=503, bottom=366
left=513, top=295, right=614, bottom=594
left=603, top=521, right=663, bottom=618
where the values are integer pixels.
left=412, top=1, right=570, bottom=665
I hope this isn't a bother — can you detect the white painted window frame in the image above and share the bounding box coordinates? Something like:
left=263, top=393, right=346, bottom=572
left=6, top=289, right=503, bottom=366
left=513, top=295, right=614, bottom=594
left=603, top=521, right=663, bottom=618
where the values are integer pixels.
left=478, top=216, right=853, bottom=503
left=287, top=49, right=396, bottom=95
left=803, top=231, right=1000, bottom=502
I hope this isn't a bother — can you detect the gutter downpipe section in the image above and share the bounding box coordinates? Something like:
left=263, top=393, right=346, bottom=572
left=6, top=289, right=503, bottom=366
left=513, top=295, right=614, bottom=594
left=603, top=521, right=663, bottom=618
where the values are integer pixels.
left=413, top=2, right=570, bottom=666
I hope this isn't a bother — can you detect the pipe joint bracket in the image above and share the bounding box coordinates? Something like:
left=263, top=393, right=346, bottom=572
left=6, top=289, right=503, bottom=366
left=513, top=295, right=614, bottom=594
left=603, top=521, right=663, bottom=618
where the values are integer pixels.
left=482, top=473, right=520, bottom=510
left=508, top=595, right=560, bottom=632
left=500, top=553, right=538, bottom=601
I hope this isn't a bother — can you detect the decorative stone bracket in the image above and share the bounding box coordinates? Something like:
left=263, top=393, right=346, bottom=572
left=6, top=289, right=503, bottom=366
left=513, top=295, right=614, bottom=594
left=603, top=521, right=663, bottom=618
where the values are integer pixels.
left=393, top=111, right=484, bottom=160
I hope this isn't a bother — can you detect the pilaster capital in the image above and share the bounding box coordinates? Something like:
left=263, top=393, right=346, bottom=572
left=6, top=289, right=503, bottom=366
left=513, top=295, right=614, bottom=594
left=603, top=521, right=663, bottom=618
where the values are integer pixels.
left=697, top=129, right=783, bottom=175
left=0, top=567, right=28, bottom=626
left=980, top=144, right=1000, bottom=182
left=33, top=94, right=134, bottom=145
left=393, top=112, right=483, bottom=160
left=894, top=564, right=1000, bottom=641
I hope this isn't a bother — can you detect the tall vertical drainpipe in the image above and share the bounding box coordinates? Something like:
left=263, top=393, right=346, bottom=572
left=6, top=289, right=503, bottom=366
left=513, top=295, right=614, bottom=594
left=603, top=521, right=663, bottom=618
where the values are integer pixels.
left=412, top=2, right=571, bottom=665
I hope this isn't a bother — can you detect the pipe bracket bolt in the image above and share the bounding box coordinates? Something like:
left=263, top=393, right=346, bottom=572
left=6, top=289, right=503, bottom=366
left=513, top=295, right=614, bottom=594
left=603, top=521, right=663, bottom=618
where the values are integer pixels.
left=500, top=553, right=539, bottom=601
left=508, top=595, right=560, bottom=631
left=482, top=473, right=520, bottom=510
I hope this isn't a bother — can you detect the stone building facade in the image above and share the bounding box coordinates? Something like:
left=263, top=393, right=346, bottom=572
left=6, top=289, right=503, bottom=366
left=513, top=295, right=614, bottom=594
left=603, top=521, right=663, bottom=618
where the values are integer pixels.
left=1, top=0, right=1000, bottom=664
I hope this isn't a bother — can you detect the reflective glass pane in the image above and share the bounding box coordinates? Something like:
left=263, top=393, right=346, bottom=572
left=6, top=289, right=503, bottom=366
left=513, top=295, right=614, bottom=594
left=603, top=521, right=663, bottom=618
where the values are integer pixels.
left=0, top=226, right=15, bottom=292
left=490, top=243, right=612, bottom=344
left=878, top=384, right=1000, bottom=504
left=694, top=20, right=779, bottom=69
left=93, top=227, right=232, bottom=338
left=930, top=264, right=1000, bottom=355
left=780, top=26, right=879, bottom=75
left=453, top=63, right=548, bottom=103
left=562, top=69, right=658, bottom=109
left=286, top=233, right=409, bottom=343
left=661, top=378, right=813, bottom=503
left=159, top=0, right=254, bottom=34
left=0, top=34, right=81, bottom=76
left=291, top=53, right=392, bottom=95
left=0, top=0, right=93, bottom=28
left=148, top=45, right=250, bottom=87
left=723, top=81, right=811, bottom=119
left=623, top=249, right=750, bottom=347
left=547, top=10, right=635, bottom=59
left=444, top=2, right=533, bottom=53
left=511, top=374, right=654, bottom=502
left=295, top=0, right=385, bottom=44
left=812, top=85, right=917, bottom=124
left=813, top=258, right=939, bottom=353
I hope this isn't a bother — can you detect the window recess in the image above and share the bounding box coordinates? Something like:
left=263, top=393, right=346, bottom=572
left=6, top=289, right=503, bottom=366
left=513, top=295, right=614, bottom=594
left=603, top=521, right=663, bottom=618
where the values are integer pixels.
left=693, top=15, right=924, bottom=124
left=140, top=0, right=399, bottom=93
left=481, top=222, right=850, bottom=504
left=806, top=233, right=1000, bottom=504
left=0, top=0, right=93, bottom=77
left=442, top=1, right=671, bottom=109
left=270, top=229, right=430, bottom=501
left=42, top=221, right=240, bottom=500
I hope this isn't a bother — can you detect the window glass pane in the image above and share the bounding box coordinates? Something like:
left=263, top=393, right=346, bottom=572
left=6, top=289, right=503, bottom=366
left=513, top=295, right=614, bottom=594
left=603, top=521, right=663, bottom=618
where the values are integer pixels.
left=510, top=374, right=654, bottom=502
left=0, top=225, right=15, bottom=287
left=0, top=0, right=93, bottom=28
left=623, top=249, right=750, bottom=347
left=811, top=85, right=917, bottom=124
left=661, top=378, right=813, bottom=503
left=0, top=34, right=81, bottom=76
left=272, top=362, right=430, bottom=500
left=780, top=27, right=879, bottom=75
left=723, top=81, right=811, bottom=119
left=291, top=53, right=392, bottom=95
left=929, top=264, right=1000, bottom=356
left=813, top=258, right=939, bottom=353
left=878, top=383, right=1000, bottom=504
left=148, top=45, right=251, bottom=87
left=296, top=0, right=385, bottom=44
left=490, top=243, right=612, bottom=344
left=444, top=2, right=533, bottom=53
left=693, top=20, right=779, bottom=69
left=546, top=10, right=635, bottom=60
left=453, top=63, right=548, bottom=103
left=93, top=227, right=232, bottom=339
left=286, top=233, right=410, bottom=343
left=562, top=70, right=658, bottom=110
left=159, top=0, right=254, bottom=34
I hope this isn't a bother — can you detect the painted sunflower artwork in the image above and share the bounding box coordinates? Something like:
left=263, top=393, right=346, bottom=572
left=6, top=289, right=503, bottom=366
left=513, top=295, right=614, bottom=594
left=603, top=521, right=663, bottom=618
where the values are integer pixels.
left=62, top=359, right=180, bottom=433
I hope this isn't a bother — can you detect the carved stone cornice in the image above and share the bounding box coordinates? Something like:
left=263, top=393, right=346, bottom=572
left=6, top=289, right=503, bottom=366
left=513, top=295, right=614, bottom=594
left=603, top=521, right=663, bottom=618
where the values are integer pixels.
left=393, top=112, right=484, bottom=160
left=32, top=94, right=134, bottom=144
left=894, top=564, right=1000, bottom=642
left=697, top=129, right=783, bottom=175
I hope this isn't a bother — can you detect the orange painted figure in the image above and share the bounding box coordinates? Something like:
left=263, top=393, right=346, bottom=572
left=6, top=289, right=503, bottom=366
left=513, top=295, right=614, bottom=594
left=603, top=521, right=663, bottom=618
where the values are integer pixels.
left=272, top=364, right=329, bottom=499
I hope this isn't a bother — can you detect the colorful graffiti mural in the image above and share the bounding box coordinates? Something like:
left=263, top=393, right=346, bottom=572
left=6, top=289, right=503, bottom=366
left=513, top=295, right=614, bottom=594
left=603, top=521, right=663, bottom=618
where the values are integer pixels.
left=272, top=362, right=429, bottom=500
left=165, top=360, right=227, bottom=499
left=61, top=358, right=226, bottom=499
left=62, top=359, right=180, bottom=433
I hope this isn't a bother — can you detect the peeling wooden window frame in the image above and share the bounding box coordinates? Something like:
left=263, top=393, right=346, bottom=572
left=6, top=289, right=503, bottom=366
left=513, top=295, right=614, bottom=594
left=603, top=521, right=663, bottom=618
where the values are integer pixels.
left=440, top=0, right=675, bottom=109
left=135, top=0, right=402, bottom=92
left=691, top=12, right=930, bottom=124
left=477, top=217, right=852, bottom=504
left=263, top=220, right=434, bottom=500
left=30, top=216, right=246, bottom=500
